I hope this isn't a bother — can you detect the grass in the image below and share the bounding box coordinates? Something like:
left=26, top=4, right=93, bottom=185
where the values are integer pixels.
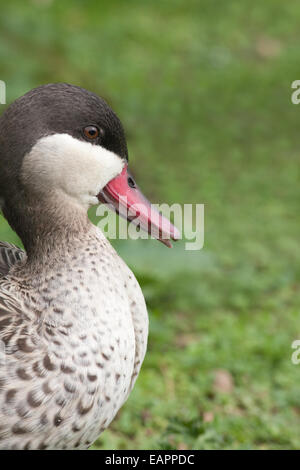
left=0, top=0, right=300, bottom=449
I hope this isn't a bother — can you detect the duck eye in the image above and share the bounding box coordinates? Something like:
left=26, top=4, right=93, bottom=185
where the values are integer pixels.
left=83, top=125, right=100, bottom=140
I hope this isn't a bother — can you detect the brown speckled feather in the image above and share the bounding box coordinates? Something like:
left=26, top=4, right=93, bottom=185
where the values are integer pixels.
left=0, top=242, right=25, bottom=277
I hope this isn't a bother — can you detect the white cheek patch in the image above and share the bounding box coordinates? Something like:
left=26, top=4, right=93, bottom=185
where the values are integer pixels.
left=21, top=133, right=124, bottom=208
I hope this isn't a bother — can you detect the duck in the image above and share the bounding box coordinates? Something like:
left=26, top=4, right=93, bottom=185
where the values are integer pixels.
left=0, top=83, right=179, bottom=450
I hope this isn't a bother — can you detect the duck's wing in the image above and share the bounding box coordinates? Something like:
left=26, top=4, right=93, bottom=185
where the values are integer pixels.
left=0, top=241, right=25, bottom=276
left=0, top=242, right=26, bottom=342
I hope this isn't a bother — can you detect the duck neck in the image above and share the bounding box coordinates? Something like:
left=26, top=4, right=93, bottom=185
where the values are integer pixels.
left=4, top=192, right=95, bottom=271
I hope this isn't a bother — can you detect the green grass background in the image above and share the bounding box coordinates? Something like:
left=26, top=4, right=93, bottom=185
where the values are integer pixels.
left=0, top=0, right=300, bottom=449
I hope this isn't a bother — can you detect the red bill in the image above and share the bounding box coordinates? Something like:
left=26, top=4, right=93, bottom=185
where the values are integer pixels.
left=98, top=165, right=180, bottom=247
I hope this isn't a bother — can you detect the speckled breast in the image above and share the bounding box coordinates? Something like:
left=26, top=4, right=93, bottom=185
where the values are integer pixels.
left=0, top=235, right=139, bottom=450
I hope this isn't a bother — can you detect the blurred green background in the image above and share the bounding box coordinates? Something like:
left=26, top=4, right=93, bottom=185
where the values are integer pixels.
left=0, top=0, right=300, bottom=450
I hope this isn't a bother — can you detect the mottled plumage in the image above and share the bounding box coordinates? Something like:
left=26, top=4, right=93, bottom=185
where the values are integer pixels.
left=0, top=228, right=148, bottom=450
left=0, top=242, right=24, bottom=276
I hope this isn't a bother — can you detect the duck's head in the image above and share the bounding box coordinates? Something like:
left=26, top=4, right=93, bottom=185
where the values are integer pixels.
left=0, top=83, right=179, bottom=247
